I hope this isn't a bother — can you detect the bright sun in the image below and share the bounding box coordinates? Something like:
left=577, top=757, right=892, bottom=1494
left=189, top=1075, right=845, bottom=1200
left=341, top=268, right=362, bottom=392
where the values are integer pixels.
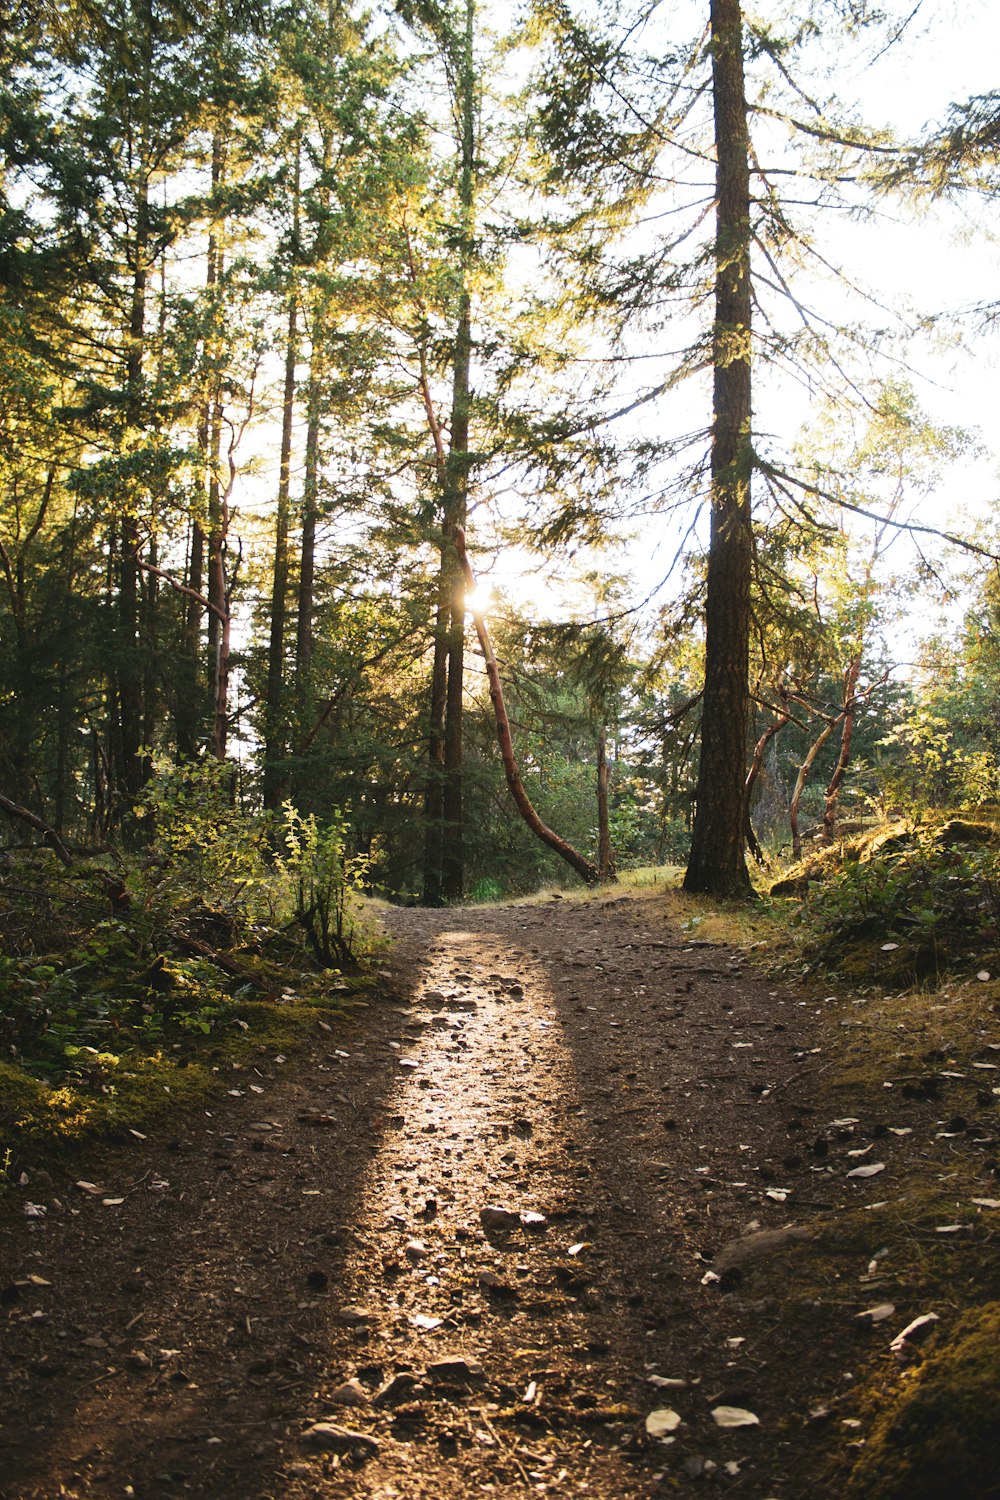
left=464, top=582, right=495, bottom=616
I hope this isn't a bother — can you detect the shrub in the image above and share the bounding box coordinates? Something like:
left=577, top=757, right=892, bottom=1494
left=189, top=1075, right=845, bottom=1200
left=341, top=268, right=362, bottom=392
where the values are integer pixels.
left=278, top=805, right=375, bottom=968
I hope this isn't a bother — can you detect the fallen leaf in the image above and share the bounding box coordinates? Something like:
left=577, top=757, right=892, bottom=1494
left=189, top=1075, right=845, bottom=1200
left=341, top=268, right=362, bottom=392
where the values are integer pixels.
left=409, top=1313, right=442, bottom=1331
left=846, top=1162, right=885, bottom=1179
left=972, top=1198, right=1000, bottom=1209
left=890, top=1313, right=939, bottom=1354
left=75, top=1181, right=104, bottom=1196
left=711, top=1405, right=760, bottom=1428
left=646, top=1409, right=682, bottom=1437
left=855, top=1303, right=895, bottom=1325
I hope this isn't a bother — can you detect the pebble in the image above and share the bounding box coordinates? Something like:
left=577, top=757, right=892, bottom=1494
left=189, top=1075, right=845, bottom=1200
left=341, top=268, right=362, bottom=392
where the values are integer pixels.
left=426, top=1355, right=485, bottom=1384
left=479, top=1271, right=517, bottom=1297
left=328, top=1378, right=369, bottom=1407
left=373, top=1372, right=422, bottom=1407
left=337, top=1305, right=374, bottom=1328
left=714, top=1226, right=810, bottom=1272
left=302, top=1423, right=379, bottom=1458
left=480, top=1206, right=522, bottom=1236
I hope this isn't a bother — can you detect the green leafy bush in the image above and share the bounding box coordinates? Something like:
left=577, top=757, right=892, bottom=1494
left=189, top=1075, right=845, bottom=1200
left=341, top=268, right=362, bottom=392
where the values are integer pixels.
left=135, top=756, right=273, bottom=937
left=278, top=805, right=376, bottom=968
left=797, top=829, right=1000, bottom=980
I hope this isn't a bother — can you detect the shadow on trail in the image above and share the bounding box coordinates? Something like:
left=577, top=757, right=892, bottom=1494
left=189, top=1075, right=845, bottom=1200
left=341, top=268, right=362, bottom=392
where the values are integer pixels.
left=0, top=999, right=406, bottom=1500
left=2, top=895, right=835, bottom=1500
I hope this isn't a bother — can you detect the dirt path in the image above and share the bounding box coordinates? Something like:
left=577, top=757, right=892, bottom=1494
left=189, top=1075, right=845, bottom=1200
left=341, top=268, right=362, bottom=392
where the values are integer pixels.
left=0, top=892, right=905, bottom=1498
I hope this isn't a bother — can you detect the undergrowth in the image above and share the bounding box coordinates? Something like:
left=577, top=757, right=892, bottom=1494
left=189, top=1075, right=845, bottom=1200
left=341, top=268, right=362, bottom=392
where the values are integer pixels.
left=777, top=819, right=1000, bottom=988
left=0, top=765, right=385, bottom=1193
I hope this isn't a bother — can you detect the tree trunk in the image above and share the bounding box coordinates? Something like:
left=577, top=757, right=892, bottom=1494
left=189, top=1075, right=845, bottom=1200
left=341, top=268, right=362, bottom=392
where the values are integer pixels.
left=204, top=127, right=227, bottom=729
left=683, top=0, right=754, bottom=898
left=597, top=725, right=616, bottom=880
left=422, top=574, right=449, bottom=905
left=822, top=655, right=862, bottom=843
left=744, top=696, right=791, bottom=861
left=295, top=341, right=321, bottom=731
left=263, top=144, right=301, bottom=811
left=790, top=717, right=838, bottom=858
left=438, top=0, right=477, bottom=903
left=117, top=16, right=152, bottom=803
left=439, top=286, right=472, bottom=902
left=141, top=531, right=159, bottom=773
left=177, top=513, right=204, bottom=758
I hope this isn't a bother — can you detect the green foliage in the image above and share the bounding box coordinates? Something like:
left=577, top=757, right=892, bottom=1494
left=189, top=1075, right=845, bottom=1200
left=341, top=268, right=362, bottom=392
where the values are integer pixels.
left=795, top=826, right=1000, bottom=983
left=136, top=756, right=272, bottom=930
left=879, top=709, right=1000, bottom=813
left=0, top=761, right=380, bottom=1096
left=278, top=804, right=376, bottom=968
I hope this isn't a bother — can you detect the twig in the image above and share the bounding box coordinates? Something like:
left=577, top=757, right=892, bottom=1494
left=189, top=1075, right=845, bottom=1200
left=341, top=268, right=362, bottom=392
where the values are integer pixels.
left=475, top=1409, right=536, bottom=1488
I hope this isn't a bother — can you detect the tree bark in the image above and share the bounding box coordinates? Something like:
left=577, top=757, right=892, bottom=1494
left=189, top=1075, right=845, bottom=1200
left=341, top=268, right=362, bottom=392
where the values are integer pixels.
left=205, top=126, right=228, bottom=703
left=0, top=793, right=73, bottom=866
left=744, top=698, right=791, bottom=865
left=295, top=338, right=321, bottom=731
left=822, top=655, right=862, bottom=843
left=263, top=143, right=301, bottom=812
left=597, top=725, right=616, bottom=880
left=117, top=4, right=153, bottom=803
left=683, top=0, right=754, bottom=898
left=438, top=0, right=477, bottom=903
left=422, top=570, right=449, bottom=906
left=440, top=286, right=472, bottom=902
left=790, top=717, right=837, bottom=858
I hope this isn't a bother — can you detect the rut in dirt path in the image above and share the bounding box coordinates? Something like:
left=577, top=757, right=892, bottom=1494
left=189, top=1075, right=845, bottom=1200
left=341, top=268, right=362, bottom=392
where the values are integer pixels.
left=2, top=892, right=859, bottom=1500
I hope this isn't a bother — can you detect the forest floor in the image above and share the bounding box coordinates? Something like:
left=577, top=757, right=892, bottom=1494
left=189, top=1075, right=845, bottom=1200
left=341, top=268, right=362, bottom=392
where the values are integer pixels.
left=2, top=885, right=998, bottom=1500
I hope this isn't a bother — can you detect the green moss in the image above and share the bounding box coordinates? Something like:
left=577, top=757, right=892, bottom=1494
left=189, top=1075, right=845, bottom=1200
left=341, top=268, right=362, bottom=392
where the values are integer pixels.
left=0, top=987, right=369, bottom=1196
left=843, top=1304, right=1000, bottom=1500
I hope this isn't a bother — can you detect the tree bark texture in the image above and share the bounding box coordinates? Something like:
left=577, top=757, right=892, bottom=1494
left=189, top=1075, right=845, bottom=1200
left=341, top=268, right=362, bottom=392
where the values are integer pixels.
left=422, top=571, right=450, bottom=907
left=425, top=0, right=477, bottom=903
left=263, top=156, right=301, bottom=811
left=204, top=127, right=228, bottom=700
left=597, top=725, right=616, bottom=880
left=683, top=0, right=754, bottom=897
left=116, top=10, right=153, bottom=803
left=294, top=340, right=321, bottom=726
left=790, top=717, right=837, bottom=858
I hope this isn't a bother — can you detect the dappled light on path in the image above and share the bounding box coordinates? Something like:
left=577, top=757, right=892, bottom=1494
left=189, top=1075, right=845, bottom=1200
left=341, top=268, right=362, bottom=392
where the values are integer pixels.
left=323, top=919, right=659, bottom=1494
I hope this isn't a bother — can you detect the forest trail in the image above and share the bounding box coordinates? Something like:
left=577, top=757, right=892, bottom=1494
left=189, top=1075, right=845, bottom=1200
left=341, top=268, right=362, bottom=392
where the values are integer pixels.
left=1, top=890, right=903, bottom=1499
